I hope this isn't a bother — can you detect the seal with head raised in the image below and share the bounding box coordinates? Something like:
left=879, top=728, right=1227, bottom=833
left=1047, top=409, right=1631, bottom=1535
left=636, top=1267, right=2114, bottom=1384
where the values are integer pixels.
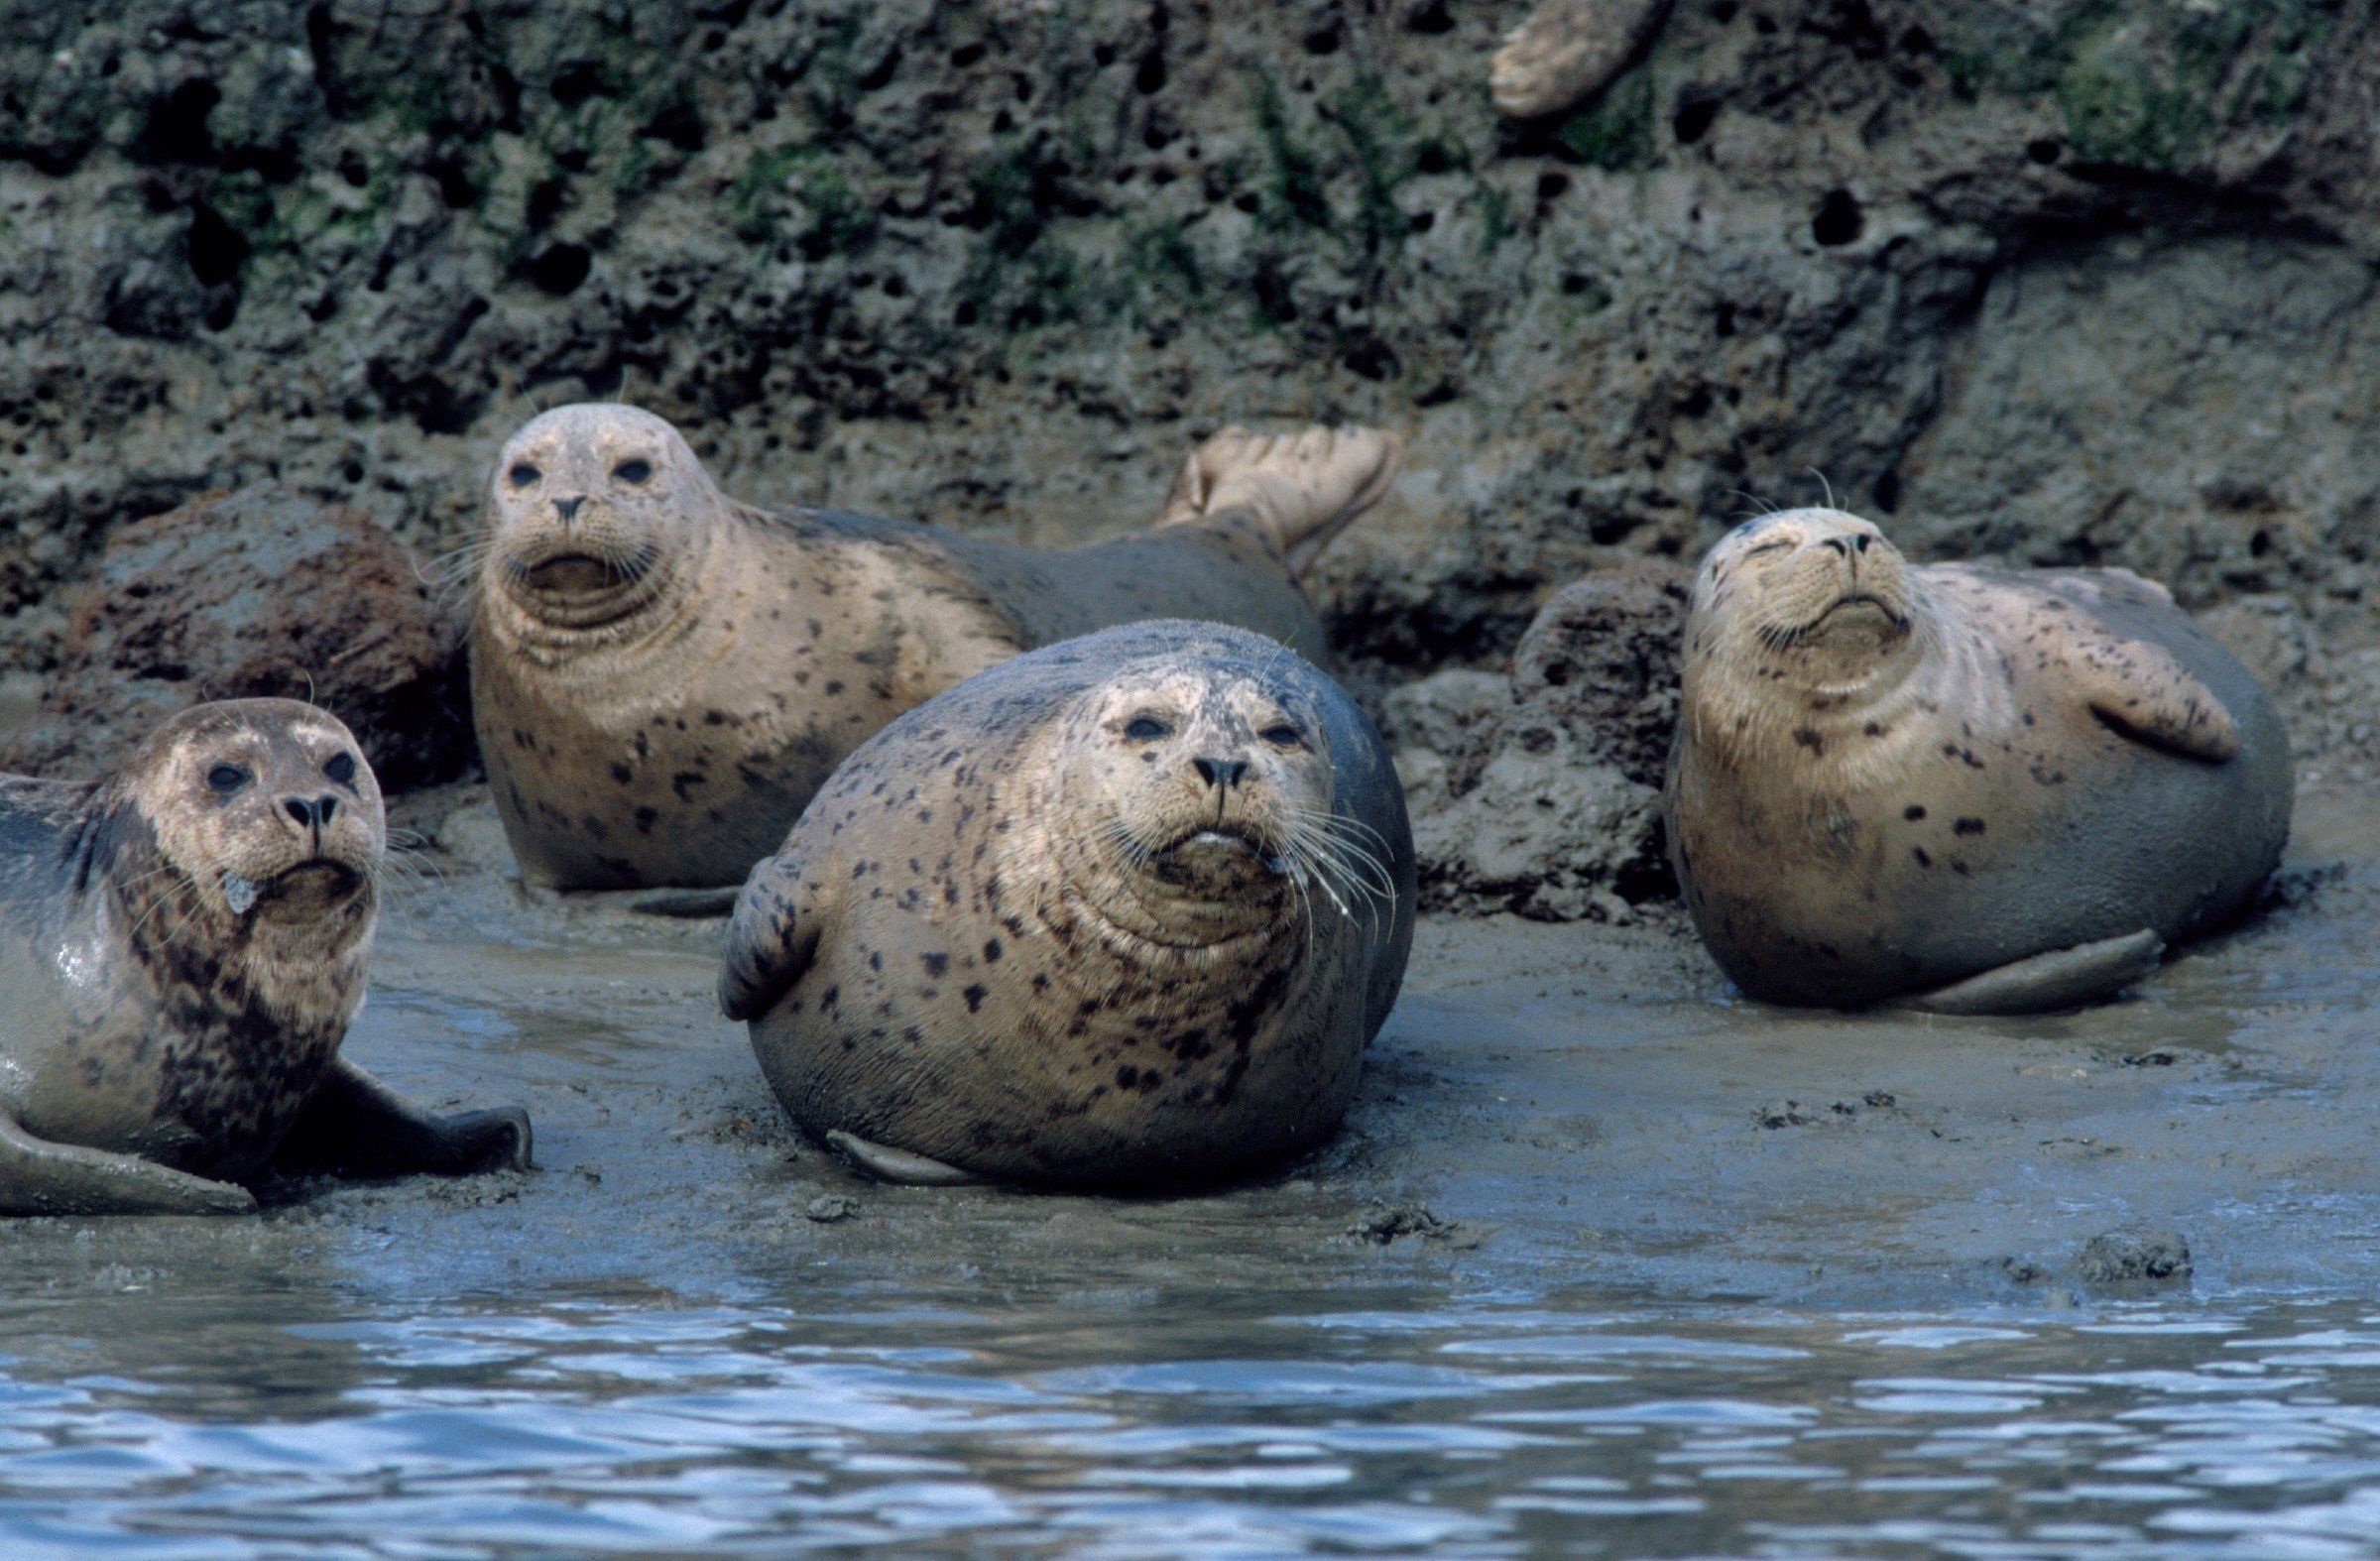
left=1665, top=509, right=2291, bottom=1014
left=470, top=406, right=1401, bottom=892
left=0, top=699, right=530, bottom=1215
left=717, top=620, right=1416, bottom=1189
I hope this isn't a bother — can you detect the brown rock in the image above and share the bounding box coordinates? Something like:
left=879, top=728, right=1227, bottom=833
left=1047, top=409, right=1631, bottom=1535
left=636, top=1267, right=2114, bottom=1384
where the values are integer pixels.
left=0, top=487, right=468, bottom=789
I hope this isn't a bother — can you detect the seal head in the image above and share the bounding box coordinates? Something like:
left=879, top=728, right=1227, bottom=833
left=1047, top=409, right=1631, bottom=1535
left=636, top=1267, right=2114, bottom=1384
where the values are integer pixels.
left=127, top=699, right=384, bottom=949
left=481, top=405, right=725, bottom=645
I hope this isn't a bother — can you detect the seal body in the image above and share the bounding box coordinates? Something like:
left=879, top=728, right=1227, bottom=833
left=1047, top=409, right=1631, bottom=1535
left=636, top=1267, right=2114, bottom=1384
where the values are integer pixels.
left=0, top=700, right=529, bottom=1215
left=1665, top=509, right=2291, bottom=1012
left=719, top=621, right=1416, bottom=1189
left=470, top=407, right=1401, bottom=890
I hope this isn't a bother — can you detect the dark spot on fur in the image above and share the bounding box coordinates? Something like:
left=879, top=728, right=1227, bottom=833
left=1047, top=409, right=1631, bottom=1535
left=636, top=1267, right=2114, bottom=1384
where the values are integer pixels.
left=1954, top=817, right=1985, bottom=836
left=1904, top=805, right=1926, bottom=821
left=920, top=952, right=949, bottom=977
left=963, top=984, right=988, bottom=1013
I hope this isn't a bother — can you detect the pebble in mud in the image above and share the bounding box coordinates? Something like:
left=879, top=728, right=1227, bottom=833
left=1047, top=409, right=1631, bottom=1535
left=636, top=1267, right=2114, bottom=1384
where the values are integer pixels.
left=2078, top=1230, right=2194, bottom=1288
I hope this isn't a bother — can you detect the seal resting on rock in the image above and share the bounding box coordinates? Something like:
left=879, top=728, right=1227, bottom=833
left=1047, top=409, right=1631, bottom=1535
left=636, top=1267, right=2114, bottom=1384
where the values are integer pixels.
left=1664, top=509, right=2291, bottom=1014
left=719, top=621, right=1415, bottom=1189
left=471, top=405, right=1401, bottom=891
left=0, top=700, right=530, bottom=1215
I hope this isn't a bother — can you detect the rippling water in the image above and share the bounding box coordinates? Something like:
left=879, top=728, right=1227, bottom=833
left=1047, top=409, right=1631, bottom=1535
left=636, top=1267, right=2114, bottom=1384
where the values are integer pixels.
left=12, top=1274, right=2380, bottom=1557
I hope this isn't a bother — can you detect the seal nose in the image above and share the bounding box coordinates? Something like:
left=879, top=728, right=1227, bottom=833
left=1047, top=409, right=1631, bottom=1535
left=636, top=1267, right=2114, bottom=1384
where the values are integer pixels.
left=1191, top=757, right=1249, bottom=790
left=284, top=795, right=339, bottom=831
left=554, top=496, right=584, bottom=522
left=1853, top=533, right=1873, bottom=552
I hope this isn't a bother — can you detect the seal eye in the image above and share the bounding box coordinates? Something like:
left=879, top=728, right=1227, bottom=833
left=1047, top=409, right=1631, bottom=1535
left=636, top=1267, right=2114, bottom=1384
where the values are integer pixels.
left=508, top=462, right=540, bottom=489
left=206, top=765, right=249, bottom=794
left=614, top=458, right=653, bottom=484
left=324, top=752, right=358, bottom=786
left=1123, top=716, right=1171, bottom=742
left=1259, top=723, right=1305, bottom=749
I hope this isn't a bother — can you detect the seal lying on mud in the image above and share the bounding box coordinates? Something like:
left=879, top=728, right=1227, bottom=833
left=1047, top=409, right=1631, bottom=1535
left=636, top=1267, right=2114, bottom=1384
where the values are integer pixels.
left=1664, top=509, right=2291, bottom=1014
left=1490, top=0, right=1674, bottom=118
left=719, top=621, right=1416, bottom=1189
left=0, top=700, right=530, bottom=1215
left=471, top=405, right=1402, bottom=891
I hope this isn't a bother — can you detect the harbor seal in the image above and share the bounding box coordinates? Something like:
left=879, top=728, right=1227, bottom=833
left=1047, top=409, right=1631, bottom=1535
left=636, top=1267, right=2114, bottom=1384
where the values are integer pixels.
left=0, top=699, right=530, bottom=1215
left=1664, top=509, right=2292, bottom=1014
left=718, top=620, right=1416, bottom=1189
left=470, top=405, right=1401, bottom=891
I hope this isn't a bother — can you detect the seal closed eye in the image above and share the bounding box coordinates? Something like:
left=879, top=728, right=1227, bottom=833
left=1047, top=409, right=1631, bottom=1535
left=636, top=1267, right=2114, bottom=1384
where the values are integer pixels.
left=718, top=620, right=1417, bottom=1190
left=1662, top=508, right=2292, bottom=1013
left=0, top=699, right=531, bottom=1215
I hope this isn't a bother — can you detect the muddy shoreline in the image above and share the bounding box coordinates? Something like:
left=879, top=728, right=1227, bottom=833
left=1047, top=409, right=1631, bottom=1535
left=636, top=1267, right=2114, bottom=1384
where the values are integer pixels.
left=10, top=776, right=2369, bottom=1319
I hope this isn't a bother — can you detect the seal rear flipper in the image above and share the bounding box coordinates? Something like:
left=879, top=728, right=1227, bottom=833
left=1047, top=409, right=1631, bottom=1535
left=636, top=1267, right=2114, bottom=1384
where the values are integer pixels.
left=1489, top=0, right=1676, bottom=119
left=0, top=1113, right=255, bottom=1216
left=1155, top=425, right=1402, bottom=575
left=271, top=1060, right=533, bottom=1177
left=1900, top=929, right=2165, bottom=1016
left=825, top=1130, right=986, bottom=1187
left=719, top=850, right=821, bottom=1021
left=2065, top=634, right=2242, bottom=763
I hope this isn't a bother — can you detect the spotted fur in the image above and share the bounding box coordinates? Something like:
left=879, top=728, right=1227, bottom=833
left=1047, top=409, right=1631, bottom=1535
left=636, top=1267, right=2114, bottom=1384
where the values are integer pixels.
left=720, top=621, right=1416, bottom=1189
left=1664, top=509, right=2292, bottom=1010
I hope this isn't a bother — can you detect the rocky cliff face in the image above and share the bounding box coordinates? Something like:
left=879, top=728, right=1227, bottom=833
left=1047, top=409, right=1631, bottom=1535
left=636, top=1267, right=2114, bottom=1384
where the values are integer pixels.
left=1, top=1, right=2372, bottom=737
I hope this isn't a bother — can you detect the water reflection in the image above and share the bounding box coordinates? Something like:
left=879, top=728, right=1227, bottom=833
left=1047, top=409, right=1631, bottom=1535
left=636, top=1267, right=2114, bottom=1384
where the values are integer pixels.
left=11, top=1283, right=2380, bottom=1555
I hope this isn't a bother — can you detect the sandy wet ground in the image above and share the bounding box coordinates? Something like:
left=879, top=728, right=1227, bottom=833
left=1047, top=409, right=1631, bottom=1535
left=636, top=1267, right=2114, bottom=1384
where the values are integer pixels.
left=11, top=777, right=2368, bottom=1314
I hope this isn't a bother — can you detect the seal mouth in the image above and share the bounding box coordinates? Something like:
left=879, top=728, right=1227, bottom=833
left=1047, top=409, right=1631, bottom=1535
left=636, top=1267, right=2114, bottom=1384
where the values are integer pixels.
left=519, top=553, right=641, bottom=593
left=227, top=860, right=365, bottom=915
left=1821, top=592, right=1901, bottom=624
left=1158, top=823, right=1289, bottom=877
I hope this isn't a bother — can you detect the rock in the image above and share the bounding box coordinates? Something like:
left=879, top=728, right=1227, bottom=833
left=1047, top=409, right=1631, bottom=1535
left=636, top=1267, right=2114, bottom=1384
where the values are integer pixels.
left=1392, top=560, right=1688, bottom=918
left=0, top=487, right=467, bottom=789
left=1348, top=1202, right=1461, bottom=1246
left=2077, top=1229, right=2194, bottom=1288
left=1506, top=564, right=1690, bottom=790
left=803, top=1194, right=861, bottom=1225
left=0, top=1, right=2377, bottom=759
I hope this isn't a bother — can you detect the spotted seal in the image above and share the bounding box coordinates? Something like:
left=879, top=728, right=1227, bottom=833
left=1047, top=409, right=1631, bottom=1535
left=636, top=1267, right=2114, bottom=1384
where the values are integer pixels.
left=0, top=700, right=530, bottom=1215
left=1664, top=509, right=2292, bottom=1014
left=718, top=620, right=1415, bottom=1188
left=470, top=405, right=1401, bottom=891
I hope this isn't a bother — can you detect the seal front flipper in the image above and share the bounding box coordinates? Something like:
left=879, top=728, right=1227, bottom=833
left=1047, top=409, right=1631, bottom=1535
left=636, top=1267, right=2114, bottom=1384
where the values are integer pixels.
left=824, top=1130, right=986, bottom=1187
left=0, top=1113, right=256, bottom=1216
left=1901, top=929, right=2165, bottom=1017
left=720, top=850, right=822, bottom=1021
left=2061, top=632, right=2241, bottom=763
left=270, top=1060, right=533, bottom=1177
